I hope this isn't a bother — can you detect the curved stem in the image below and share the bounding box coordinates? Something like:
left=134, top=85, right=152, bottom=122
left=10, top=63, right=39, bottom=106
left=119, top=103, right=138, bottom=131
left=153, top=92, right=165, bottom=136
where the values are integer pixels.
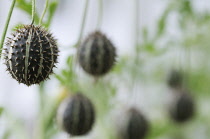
left=31, top=0, right=36, bottom=24
left=96, top=0, right=103, bottom=30
left=39, top=0, right=50, bottom=25
left=76, top=0, right=90, bottom=48
left=0, top=0, right=16, bottom=59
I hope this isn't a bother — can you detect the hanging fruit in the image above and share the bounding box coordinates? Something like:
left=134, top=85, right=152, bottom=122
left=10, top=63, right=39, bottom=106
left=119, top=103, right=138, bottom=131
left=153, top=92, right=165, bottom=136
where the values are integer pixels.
left=169, top=89, right=195, bottom=123
left=57, top=93, right=95, bottom=136
left=78, top=31, right=116, bottom=76
left=167, top=70, right=183, bottom=89
left=4, top=24, right=59, bottom=86
left=116, top=108, right=149, bottom=139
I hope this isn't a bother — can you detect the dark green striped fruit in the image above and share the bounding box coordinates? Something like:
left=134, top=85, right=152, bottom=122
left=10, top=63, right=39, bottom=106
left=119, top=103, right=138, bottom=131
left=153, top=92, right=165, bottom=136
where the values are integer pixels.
left=117, top=108, right=149, bottom=139
left=4, top=24, right=58, bottom=86
left=78, top=31, right=116, bottom=76
left=167, top=70, right=183, bottom=89
left=169, top=90, right=194, bottom=123
left=57, top=93, right=95, bottom=136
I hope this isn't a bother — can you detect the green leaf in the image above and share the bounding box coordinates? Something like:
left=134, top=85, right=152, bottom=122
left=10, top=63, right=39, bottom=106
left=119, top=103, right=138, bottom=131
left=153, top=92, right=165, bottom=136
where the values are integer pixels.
left=54, top=74, right=65, bottom=84
left=112, top=56, right=127, bottom=74
left=16, top=0, right=39, bottom=24
left=61, top=70, right=69, bottom=77
left=179, top=0, right=193, bottom=16
left=12, top=24, right=24, bottom=31
left=156, top=14, right=167, bottom=37
left=45, top=1, right=58, bottom=28
left=143, top=43, right=155, bottom=53
left=0, top=107, right=4, bottom=116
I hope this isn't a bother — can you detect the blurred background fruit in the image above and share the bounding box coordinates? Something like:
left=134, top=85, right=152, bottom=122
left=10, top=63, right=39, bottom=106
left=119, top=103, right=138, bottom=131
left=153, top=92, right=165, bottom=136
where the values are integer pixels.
left=0, top=0, right=210, bottom=139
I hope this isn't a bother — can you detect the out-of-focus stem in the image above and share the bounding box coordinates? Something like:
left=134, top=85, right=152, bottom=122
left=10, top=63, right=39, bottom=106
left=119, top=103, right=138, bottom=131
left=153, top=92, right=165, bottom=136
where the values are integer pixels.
left=39, top=0, right=50, bottom=25
left=31, top=0, right=36, bottom=24
left=135, top=0, right=139, bottom=49
left=38, top=82, right=45, bottom=139
left=76, top=0, right=90, bottom=48
left=96, top=0, right=103, bottom=30
left=0, top=0, right=16, bottom=59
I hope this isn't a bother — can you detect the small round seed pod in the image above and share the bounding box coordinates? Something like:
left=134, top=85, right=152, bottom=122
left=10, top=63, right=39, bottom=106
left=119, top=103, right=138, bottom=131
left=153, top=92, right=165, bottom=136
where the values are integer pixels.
left=116, top=108, right=149, bottom=139
left=167, top=70, right=183, bottom=89
left=78, top=31, right=116, bottom=76
left=169, top=90, right=194, bottom=123
left=57, top=93, right=95, bottom=136
left=4, top=24, right=59, bottom=86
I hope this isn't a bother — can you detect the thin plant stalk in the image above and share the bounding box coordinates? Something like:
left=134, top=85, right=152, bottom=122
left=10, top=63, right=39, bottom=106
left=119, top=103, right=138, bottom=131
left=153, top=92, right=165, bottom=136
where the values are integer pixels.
left=0, top=0, right=16, bottom=59
left=133, top=0, right=140, bottom=74
left=76, top=0, right=90, bottom=47
left=31, top=0, right=36, bottom=24
left=37, top=82, right=47, bottom=139
left=39, top=0, right=50, bottom=25
left=135, top=0, right=139, bottom=52
left=96, top=0, right=103, bottom=30
left=133, top=0, right=140, bottom=73
left=132, top=0, right=140, bottom=103
left=74, top=0, right=90, bottom=81
left=134, top=0, right=140, bottom=68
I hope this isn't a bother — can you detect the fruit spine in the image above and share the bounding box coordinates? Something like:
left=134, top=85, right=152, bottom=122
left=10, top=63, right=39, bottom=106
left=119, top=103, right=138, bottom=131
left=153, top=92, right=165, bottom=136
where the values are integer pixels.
left=4, top=24, right=59, bottom=86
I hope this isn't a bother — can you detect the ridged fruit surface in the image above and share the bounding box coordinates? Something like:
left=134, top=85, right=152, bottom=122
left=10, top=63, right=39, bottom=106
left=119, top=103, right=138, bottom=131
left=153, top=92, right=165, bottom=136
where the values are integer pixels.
left=167, top=70, right=183, bottom=88
left=57, top=93, right=95, bottom=136
left=78, top=31, right=116, bottom=76
left=117, top=108, right=149, bottom=139
left=4, top=24, right=58, bottom=86
left=170, top=92, right=194, bottom=122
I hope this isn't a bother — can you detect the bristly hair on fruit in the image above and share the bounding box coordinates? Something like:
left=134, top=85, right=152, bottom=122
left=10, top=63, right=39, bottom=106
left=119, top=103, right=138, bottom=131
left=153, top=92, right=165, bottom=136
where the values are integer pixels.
left=4, top=24, right=59, bottom=86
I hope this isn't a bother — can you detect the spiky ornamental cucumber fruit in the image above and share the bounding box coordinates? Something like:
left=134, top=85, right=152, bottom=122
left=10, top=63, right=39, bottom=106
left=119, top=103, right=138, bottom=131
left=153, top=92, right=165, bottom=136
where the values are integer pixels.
left=4, top=24, right=59, bottom=86
left=78, top=31, right=116, bottom=76
left=57, top=93, right=95, bottom=136
left=169, top=90, right=194, bottom=123
left=117, top=108, right=149, bottom=139
left=167, top=70, right=183, bottom=89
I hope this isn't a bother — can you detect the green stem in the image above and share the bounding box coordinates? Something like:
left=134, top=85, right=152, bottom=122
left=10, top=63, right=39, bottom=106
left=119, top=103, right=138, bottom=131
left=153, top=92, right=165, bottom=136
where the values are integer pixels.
left=96, top=0, right=103, bottom=30
left=76, top=0, right=90, bottom=47
left=132, top=0, right=140, bottom=102
left=31, top=0, right=36, bottom=24
left=135, top=0, right=139, bottom=50
left=38, top=82, right=45, bottom=139
left=39, top=0, right=50, bottom=25
left=133, top=0, right=140, bottom=82
left=0, top=0, right=16, bottom=59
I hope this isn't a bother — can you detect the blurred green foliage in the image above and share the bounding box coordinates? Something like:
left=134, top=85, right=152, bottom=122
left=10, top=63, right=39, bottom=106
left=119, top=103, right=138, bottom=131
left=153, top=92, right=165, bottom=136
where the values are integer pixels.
left=0, top=107, right=4, bottom=116
left=1, top=0, right=210, bottom=139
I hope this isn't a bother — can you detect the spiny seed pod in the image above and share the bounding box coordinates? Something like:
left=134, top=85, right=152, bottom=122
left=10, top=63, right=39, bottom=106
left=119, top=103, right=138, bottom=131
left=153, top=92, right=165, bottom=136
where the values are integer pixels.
left=57, top=93, right=95, bottom=136
left=4, top=24, right=59, bottom=86
left=169, top=90, right=194, bottom=123
left=116, top=108, right=149, bottom=139
left=78, top=31, right=116, bottom=76
left=167, top=70, right=183, bottom=89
